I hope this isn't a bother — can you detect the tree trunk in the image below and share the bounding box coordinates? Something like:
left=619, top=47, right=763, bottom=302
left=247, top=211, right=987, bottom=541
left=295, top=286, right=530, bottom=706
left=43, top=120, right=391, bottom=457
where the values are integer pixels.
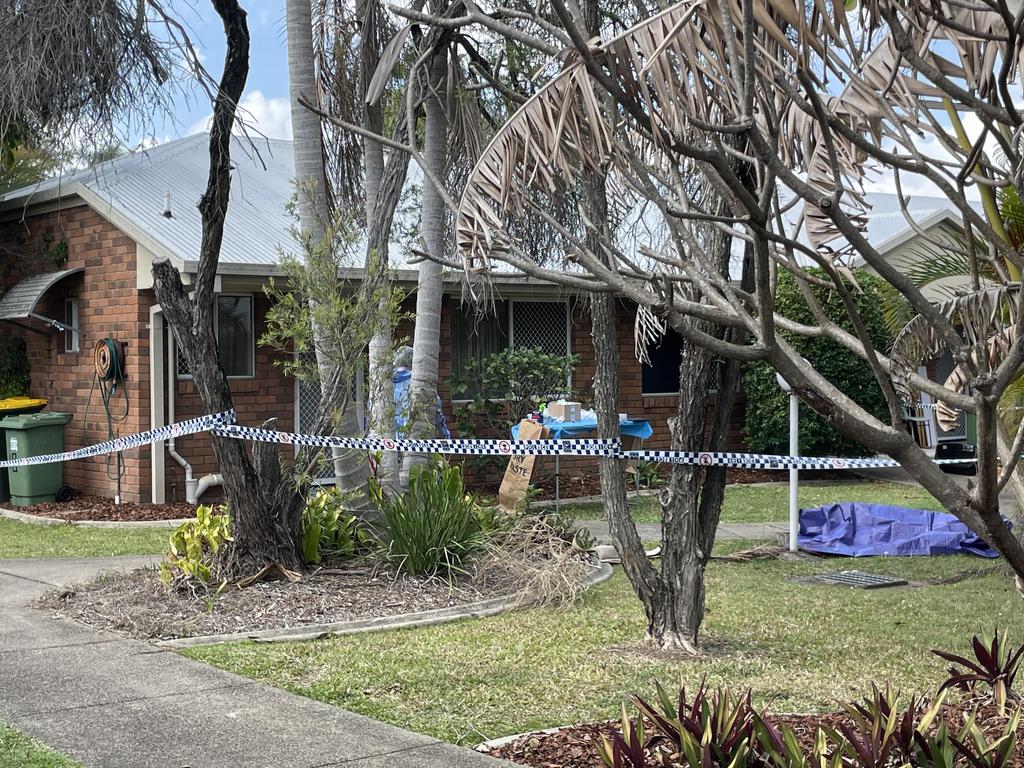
left=590, top=290, right=666, bottom=636
left=366, top=108, right=413, bottom=485
left=401, top=43, right=447, bottom=482
left=285, top=0, right=370, bottom=501
left=577, top=58, right=665, bottom=644
left=362, top=0, right=405, bottom=489
left=152, top=0, right=303, bottom=579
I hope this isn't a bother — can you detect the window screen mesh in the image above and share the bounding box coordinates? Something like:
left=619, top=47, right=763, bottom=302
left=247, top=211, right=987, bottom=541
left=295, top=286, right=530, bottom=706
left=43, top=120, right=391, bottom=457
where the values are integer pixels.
left=511, top=301, right=569, bottom=355
left=296, top=353, right=337, bottom=481
left=175, top=296, right=254, bottom=378
left=176, top=344, right=189, bottom=377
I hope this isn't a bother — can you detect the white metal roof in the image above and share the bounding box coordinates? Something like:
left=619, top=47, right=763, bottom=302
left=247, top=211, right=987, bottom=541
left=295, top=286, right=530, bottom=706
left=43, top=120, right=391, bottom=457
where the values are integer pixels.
left=0, top=134, right=416, bottom=277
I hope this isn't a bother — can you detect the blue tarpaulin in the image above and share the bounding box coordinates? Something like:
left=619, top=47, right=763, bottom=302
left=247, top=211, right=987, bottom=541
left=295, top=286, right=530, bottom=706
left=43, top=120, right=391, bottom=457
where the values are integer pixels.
left=798, top=503, right=999, bottom=558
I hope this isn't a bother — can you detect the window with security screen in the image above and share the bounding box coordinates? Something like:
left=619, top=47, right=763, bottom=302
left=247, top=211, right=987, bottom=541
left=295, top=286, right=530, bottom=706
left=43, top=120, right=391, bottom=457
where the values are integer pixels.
left=510, top=301, right=570, bottom=356
left=450, top=299, right=571, bottom=400
left=176, top=295, right=254, bottom=378
left=450, top=300, right=509, bottom=399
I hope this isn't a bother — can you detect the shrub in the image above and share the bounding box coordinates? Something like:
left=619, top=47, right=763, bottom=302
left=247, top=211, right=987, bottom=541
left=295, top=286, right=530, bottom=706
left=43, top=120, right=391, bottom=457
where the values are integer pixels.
left=0, top=336, right=30, bottom=398
left=450, top=345, right=577, bottom=435
left=370, top=458, right=490, bottom=578
left=300, top=488, right=364, bottom=565
left=160, top=504, right=232, bottom=587
left=743, top=269, right=893, bottom=457
left=598, top=633, right=1023, bottom=768
left=934, top=630, right=1024, bottom=713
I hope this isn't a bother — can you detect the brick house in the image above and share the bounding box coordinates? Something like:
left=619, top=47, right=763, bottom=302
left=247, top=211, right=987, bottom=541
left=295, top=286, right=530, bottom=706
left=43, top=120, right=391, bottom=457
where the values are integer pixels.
left=0, top=134, right=743, bottom=505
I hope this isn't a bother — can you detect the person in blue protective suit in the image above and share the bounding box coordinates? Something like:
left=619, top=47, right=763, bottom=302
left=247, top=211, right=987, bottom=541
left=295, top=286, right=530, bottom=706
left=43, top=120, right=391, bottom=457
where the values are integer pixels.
left=391, top=345, right=450, bottom=439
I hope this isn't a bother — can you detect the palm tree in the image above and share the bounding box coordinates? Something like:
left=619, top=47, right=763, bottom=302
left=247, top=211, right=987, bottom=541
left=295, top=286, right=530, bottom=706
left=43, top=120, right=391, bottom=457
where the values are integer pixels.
left=285, top=0, right=371, bottom=501
left=400, top=40, right=448, bottom=481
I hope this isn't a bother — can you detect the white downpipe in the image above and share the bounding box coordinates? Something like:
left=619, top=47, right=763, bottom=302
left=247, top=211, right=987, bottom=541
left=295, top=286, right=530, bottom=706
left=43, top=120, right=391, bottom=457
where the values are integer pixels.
left=149, top=306, right=166, bottom=504
left=165, top=326, right=195, bottom=502
left=164, top=315, right=222, bottom=504
left=194, top=473, right=223, bottom=501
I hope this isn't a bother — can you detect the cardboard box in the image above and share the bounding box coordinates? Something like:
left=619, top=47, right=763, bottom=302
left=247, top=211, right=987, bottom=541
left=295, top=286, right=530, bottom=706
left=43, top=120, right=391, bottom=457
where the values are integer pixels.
left=546, top=401, right=581, bottom=422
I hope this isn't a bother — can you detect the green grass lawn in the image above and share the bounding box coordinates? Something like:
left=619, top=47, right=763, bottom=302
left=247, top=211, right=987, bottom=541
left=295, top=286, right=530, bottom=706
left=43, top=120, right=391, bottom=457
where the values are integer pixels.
left=0, top=518, right=168, bottom=560
left=0, top=723, right=81, bottom=768
left=184, top=541, right=1019, bottom=746
left=559, top=481, right=942, bottom=524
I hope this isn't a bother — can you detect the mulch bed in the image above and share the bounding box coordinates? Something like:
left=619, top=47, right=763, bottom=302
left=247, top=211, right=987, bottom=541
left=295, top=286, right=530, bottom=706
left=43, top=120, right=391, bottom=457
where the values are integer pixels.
left=17, top=494, right=194, bottom=522
left=485, top=700, right=1023, bottom=767
left=37, top=566, right=511, bottom=641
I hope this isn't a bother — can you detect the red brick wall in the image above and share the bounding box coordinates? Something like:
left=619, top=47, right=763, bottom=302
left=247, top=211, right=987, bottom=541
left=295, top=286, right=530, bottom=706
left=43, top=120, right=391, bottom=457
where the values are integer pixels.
left=0, top=206, right=152, bottom=501
left=166, top=292, right=295, bottom=502
left=439, top=295, right=747, bottom=484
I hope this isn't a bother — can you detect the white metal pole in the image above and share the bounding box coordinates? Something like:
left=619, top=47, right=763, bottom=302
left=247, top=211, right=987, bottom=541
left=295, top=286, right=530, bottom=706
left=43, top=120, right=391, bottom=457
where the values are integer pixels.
left=789, top=392, right=799, bottom=552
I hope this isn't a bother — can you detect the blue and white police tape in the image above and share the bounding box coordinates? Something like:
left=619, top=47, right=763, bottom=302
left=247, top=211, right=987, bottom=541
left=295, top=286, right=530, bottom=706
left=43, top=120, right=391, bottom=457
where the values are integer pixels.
left=622, top=450, right=976, bottom=471
left=0, top=410, right=237, bottom=469
left=0, top=408, right=979, bottom=472
left=212, top=424, right=620, bottom=457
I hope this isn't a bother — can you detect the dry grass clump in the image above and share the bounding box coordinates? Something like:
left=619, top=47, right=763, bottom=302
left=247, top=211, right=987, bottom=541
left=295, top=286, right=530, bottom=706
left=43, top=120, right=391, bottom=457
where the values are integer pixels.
left=474, top=516, right=597, bottom=607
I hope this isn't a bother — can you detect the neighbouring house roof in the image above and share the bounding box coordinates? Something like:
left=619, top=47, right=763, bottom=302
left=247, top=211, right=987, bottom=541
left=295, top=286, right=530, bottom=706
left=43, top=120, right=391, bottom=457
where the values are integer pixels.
left=850, top=192, right=973, bottom=263
left=0, top=267, right=83, bottom=323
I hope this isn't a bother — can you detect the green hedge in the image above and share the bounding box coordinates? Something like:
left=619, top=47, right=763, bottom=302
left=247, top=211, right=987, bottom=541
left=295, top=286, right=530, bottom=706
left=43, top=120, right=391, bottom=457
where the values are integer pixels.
left=743, top=269, right=892, bottom=457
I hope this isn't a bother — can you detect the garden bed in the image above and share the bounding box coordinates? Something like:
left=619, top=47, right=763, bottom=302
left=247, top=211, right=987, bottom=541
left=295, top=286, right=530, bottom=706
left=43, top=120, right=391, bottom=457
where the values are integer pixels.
left=16, top=495, right=194, bottom=522
left=483, top=699, right=1024, bottom=767
left=37, top=566, right=530, bottom=641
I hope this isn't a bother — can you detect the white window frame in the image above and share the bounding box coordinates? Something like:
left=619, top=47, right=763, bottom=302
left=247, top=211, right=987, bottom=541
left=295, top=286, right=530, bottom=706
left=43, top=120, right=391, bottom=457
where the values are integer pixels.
left=176, top=293, right=256, bottom=380
left=63, top=298, right=80, bottom=353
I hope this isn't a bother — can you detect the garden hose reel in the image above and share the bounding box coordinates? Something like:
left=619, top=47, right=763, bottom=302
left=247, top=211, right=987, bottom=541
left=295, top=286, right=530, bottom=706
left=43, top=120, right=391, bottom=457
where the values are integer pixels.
left=94, top=337, right=125, bottom=383
left=87, top=337, right=129, bottom=499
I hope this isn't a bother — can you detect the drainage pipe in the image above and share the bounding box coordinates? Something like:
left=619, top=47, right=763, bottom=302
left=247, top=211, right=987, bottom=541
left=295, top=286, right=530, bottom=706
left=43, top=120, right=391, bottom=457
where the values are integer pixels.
left=165, top=327, right=194, bottom=501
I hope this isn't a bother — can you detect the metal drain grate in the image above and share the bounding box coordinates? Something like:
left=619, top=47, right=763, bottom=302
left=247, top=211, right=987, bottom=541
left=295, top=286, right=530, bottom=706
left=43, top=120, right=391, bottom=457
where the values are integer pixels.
left=813, top=570, right=908, bottom=589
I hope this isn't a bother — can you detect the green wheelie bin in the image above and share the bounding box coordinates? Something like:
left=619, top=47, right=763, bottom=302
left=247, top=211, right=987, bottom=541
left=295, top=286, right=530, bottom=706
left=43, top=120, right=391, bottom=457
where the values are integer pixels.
left=1, top=411, right=71, bottom=506
left=0, top=397, right=47, bottom=503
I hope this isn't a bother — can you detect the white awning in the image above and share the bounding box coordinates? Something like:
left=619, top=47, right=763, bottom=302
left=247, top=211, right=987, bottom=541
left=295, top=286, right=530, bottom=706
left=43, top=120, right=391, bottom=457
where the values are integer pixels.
left=0, top=268, right=83, bottom=322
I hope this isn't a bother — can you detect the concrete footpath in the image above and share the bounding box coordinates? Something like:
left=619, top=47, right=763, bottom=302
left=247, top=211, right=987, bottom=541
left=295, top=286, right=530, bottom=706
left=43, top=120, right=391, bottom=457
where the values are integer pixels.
left=0, top=556, right=511, bottom=768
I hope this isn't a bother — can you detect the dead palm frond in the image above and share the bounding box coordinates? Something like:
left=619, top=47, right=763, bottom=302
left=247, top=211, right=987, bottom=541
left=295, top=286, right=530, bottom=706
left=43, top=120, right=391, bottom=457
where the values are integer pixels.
left=890, top=285, right=1023, bottom=425
left=454, top=0, right=1023, bottom=284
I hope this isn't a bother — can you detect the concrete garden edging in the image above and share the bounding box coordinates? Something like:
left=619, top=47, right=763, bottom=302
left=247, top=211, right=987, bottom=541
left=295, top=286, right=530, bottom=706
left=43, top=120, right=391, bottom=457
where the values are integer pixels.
left=0, top=505, right=191, bottom=528
left=158, top=561, right=614, bottom=649
left=475, top=726, right=569, bottom=753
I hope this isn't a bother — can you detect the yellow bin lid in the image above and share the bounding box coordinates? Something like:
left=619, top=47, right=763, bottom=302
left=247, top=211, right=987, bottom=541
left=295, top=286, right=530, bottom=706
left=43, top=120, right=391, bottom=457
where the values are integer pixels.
left=0, top=397, right=47, bottom=415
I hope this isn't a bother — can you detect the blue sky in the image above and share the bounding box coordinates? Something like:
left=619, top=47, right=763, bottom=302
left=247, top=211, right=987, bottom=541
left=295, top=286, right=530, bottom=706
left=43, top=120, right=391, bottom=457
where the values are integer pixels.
left=158, top=0, right=293, bottom=141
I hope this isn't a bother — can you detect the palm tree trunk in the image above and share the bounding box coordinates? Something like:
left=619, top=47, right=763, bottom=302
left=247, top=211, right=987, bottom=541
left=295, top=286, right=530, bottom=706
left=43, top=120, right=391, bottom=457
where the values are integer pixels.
left=401, top=46, right=447, bottom=482
left=285, top=0, right=370, bottom=501
left=361, top=0, right=400, bottom=486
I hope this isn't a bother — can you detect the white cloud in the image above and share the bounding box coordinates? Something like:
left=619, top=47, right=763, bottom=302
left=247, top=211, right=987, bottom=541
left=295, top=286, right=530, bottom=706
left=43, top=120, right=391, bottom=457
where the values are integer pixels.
left=188, top=90, right=292, bottom=140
